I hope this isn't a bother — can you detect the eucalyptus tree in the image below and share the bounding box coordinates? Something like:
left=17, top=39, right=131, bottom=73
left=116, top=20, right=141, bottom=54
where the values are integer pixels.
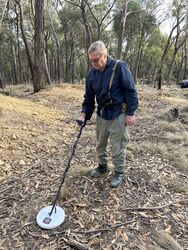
left=0, top=1, right=7, bottom=87
left=113, top=1, right=142, bottom=66
left=0, top=30, right=6, bottom=88
left=62, top=0, right=92, bottom=51
left=63, top=0, right=117, bottom=50
left=2, top=0, right=65, bottom=87
left=83, top=0, right=117, bottom=40
left=33, top=0, right=51, bottom=92
left=113, top=0, right=158, bottom=82
left=114, top=0, right=156, bottom=60
left=183, top=33, right=188, bottom=80
left=0, top=0, right=9, bottom=32
left=15, top=0, right=34, bottom=81
left=167, top=0, right=188, bottom=83
left=46, top=0, right=62, bottom=83
left=156, top=0, right=187, bottom=89
left=142, top=30, right=166, bottom=83
left=133, top=13, right=157, bottom=82
left=0, top=0, right=25, bottom=85
left=58, top=6, right=86, bottom=82
left=114, top=0, right=131, bottom=60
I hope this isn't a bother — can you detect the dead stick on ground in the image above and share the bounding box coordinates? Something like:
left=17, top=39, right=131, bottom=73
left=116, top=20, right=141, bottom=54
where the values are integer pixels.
left=62, top=237, right=93, bottom=250
left=83, top=180, right=88, bottom=194
left=51, top=218, right=136, bottom=236
left=122, top=199, right=188, bottom=211
left=0, top=184, right=17, bottom=194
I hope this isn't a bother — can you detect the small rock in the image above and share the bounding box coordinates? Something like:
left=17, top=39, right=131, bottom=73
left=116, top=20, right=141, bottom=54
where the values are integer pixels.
left=19, top=160, right=26, bottom=166
left=12, top=134, right=17, bottom=139
left=0, top=160, right=4, bottom=166
left=2, top=126, right=9, bottom=129
left=51, top=148, right=57, bottom=153
left=4, top=164, right=11, bottom=171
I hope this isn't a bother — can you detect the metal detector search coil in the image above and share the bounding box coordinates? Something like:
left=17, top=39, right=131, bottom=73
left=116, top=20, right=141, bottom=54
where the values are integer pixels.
left=36, top=205, right=65, bottom=230
left=36, top=125, right=84, bottom=229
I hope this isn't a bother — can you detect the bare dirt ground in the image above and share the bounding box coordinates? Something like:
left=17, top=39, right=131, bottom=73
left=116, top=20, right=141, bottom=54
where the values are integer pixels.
left=0, top=83, right=188, bottom=250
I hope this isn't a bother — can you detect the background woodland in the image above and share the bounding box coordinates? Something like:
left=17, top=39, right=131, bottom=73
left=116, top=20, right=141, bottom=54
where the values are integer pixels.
left=0, top=0, right=188, bottom=92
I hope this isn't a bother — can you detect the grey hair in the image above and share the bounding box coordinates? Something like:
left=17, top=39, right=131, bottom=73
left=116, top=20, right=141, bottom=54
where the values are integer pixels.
left=88, top=41, right=108, bottom=55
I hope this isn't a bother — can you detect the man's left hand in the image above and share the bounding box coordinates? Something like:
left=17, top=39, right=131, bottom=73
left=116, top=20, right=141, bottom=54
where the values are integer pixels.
left=125, top=115, right=136, bottom=126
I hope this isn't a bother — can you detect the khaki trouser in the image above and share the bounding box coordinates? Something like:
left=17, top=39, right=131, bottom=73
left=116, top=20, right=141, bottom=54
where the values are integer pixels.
left=96, top=113, right=129, bottom=173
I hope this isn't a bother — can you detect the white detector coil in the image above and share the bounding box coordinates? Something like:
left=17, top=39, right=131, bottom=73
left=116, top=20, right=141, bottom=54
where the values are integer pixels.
left=36, top=205, right=65, bottom=229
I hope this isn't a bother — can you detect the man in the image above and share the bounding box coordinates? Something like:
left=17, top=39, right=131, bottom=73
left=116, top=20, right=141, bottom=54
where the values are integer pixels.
left=77, top=41, right=138, bottom=188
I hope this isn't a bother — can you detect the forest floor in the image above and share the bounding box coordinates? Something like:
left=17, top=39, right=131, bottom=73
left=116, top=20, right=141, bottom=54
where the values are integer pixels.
left=0, top=83, right=188, bottom=250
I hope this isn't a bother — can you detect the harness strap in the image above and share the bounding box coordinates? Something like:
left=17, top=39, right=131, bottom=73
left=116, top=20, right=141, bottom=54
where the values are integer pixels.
left=108, top=60, right=127, bottom=112
left=108, top=60, right=120, bottom=96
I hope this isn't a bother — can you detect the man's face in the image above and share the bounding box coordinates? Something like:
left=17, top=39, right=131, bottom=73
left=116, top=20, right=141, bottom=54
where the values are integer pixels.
left=89, top=51, right=107, bottom=71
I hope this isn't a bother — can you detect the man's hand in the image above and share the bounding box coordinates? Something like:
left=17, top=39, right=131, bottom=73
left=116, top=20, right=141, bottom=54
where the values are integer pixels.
left=76, top=113, right=86, bottom=127
left=125, top=115, right=136, bottom=126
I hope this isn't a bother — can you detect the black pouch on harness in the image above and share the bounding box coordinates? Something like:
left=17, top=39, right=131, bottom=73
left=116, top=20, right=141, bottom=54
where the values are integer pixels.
left=98, top=94, right=113, bottom=116
left=98, top=94, right=112, bottom=108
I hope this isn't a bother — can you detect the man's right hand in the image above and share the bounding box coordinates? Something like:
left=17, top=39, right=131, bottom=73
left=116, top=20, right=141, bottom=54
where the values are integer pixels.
left=76, top=113, right=86, bottom=127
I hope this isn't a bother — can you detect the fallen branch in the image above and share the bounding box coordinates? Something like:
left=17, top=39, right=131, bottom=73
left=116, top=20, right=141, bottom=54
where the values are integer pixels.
left=122, top=198, right=188, bottom=212
left=51, top=218, right=136, bottom=236
left=73, top=218, right=136, bottom=234
left=62, top=237, right=93, bottom=250
left=83, top=180, right=88, bottom=194
left=0, top=184, right=17, bottom=194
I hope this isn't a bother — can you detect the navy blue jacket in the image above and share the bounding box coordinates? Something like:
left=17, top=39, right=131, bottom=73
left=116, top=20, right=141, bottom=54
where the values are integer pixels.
left=81, top=57, right=138, bottom=120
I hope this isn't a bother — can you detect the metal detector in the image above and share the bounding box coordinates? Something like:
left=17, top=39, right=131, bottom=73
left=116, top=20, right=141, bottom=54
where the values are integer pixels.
left=36, top=121, right=84, bottom=229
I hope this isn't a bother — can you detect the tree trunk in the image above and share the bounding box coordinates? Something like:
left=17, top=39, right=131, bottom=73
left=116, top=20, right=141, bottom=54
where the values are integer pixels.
left=64, top=31, right=69, bottom=82
left=167, top=40, right=185, bottom=84
left=176, top=49, right=184, bottom=84
left=156, top=31, right=175, bottom=89
left=33, top=0, right=51, bottom=93
left=116, top=0, right=128, bottom=59
left=0, top=0, right=9, bottom=32
left=44, top=50, right=51, bottom=85
left=10, top=40, right=19, bottom=84
left=18, top=0, right=34, bottom=81
left=47, top=0, right=61, bottom=83
left=0, top=48, right=5, bottom=88
left=156, top=10, right=186, bottom=89
left=133, top=25, right=144, bottom=83
left=0, top=76, right=4, bottom=89
left=15, top=4, right=22, bottom=84
left=70, top=33, right=76, bottom=83
left=81, top=0, right=92, bottom=50
left=183, top=38, right=187, bottom=79
left=167, top=11, right=186, bottom=84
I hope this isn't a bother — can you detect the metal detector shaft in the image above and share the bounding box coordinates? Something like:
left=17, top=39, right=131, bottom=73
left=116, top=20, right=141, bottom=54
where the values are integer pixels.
left=49, top=126, right=84, bottom=216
